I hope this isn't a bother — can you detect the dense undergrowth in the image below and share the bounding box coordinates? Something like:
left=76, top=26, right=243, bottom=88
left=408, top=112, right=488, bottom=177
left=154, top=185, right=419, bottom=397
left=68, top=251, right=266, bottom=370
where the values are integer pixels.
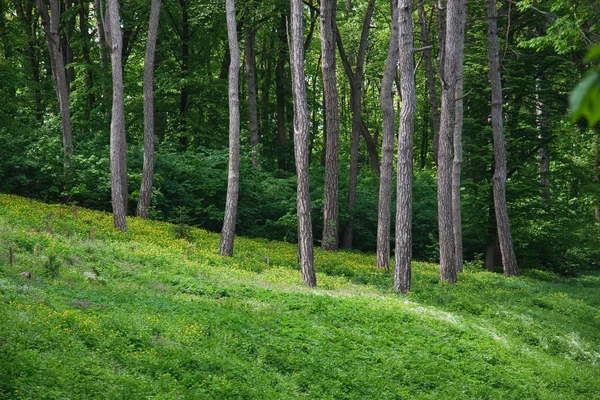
left=0, top=194, right=599, bottom=399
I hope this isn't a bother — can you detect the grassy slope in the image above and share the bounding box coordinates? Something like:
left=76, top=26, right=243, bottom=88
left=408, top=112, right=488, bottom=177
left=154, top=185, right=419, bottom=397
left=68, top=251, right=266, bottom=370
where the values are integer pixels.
left=0, top=195, right=599, bottom=399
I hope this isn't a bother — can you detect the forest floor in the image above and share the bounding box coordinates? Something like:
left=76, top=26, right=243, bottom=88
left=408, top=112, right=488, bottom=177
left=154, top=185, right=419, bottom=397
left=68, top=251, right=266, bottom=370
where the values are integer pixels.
left=0, top=194, right=599, bottom=399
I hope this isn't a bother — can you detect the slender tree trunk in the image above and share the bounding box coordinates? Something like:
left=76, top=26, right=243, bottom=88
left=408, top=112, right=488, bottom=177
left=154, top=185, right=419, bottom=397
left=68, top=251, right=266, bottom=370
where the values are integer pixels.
left=37, top=0, right=73, bottom=167
left=78, top=0, right=95, bottom=112
left=394, top=0, right=416, bottom=293
left=451, top=1, right=466, bottom=273
left=487, top=0, right=518, bottom=277
left=219, top=0, right=241, bottom=256
left=321, top=0, right=340, bottom=251
left=276, top=11, right=287, bottom=170
left=63, top=0, right=75, bottom=89
left=595, top=125, right=600, bottom=220
left=376, top=0, right=399, bottom=269
left=434, top=0, right=447, bottom=164
left=438, top=0, right=464, bottom=283
left=290, top=0, right=316, bottom=287
left=418, top=2, right=440, bottom=165
left=244, top=25, right=260, bottom=168
left=337, top=0, right=376, bottom=249
left=179, top=0, right=189, bottom=145
left=536, top=82, right=550, bottom=201
left=94, top=0, right=108, bottom=68
left=137, top=0, right=161, bottom=219
left=106, top=0, right=128, bottom=231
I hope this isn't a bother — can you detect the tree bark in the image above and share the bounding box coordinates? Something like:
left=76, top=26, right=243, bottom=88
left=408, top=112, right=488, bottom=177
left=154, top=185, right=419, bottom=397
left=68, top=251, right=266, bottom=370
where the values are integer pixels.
left=337, top=0, right=376, bottom=249
left=137, top=0, right=161, bottom=219
left=434, top=0, right=447, bottom=164
left=394, top=0, right=416, bottom=293
left=290, top=0, right=316, bottom=287
left=219, top=0, right=241, bottom=257
left=244, top=25, right=260, bottom=168
left=418, top=2, right=440, bottom=165
left=451, top=0, right=466, bottom=273
left=595, top=125, right=600, bottom=220
left=487, top=0, right=519, bottom=277
left=94, top=0, right=108, bottom=68
left=37, top=0, right=73, bottom=167
left=376, top=0, right=399, bottom=269
left=536, top=83, right=550, bottom=201
left=63, top=0, right=75, bottom=89
left=78, top=0, right=95, bottom=112
left=321, top=0, right=340, bottom=251
left=276, top=11, right=287, bottom=170
left=106, top=0, right=128, bottom=231
left=179, top=0, right=189, bottom=145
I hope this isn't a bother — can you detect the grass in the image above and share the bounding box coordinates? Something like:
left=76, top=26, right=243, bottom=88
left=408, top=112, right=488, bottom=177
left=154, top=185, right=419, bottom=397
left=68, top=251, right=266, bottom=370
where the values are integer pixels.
left=0, top=194, right=599, bottom=399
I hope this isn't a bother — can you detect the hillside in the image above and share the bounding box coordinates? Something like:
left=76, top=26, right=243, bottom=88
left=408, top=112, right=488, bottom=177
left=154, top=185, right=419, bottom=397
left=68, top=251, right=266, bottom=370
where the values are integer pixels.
left=0, top=194, right=599, bottom=399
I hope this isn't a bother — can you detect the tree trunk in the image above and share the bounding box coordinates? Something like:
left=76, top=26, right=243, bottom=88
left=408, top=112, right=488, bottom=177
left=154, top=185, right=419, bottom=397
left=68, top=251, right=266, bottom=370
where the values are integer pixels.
left=321, top=0, right=340, bottom=251
left=78, top=0, right=95, bottom=112
left=376, top=0, right=399, bottom=269
left=244, top=25, right=260, bottom=168
left=93, top=0, right=108, bottom=68
left=487, top=0, right=519, bottom=277
left=37, top=0, right=73, bottom=167
left=451, top=0, right=466, bottom=273
left=595, top=125, right=600, bottom=220
left=394, top=0, right=416, bottom=293
left=219, top=0, right=241, bottom=257
left=137, top=0, right=161, bottom=219
left=179, top=0, right=189, bottom=145
left=106, top=0, right=128, bottom=231
left=418, top=2, right=440, bottom=165
left=434, top=0, right=447, bottom=164
left=337, top=0, right=376, bottom=249
left=276, top=11, right=287, bottom=170
left=290, top=0, right=316, bottom=287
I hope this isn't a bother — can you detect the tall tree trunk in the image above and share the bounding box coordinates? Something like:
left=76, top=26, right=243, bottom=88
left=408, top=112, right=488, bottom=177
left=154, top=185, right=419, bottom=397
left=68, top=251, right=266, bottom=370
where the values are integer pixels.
left=487, top=0, right=519, bottom=277
left=276, top=11, right=287, bottom=170
left=290, top=0, right=316, bottom=287
left=418, top=1, right=440, bottom=165
left=536, top=81, right=550, bottom=201
left=321, top=0, right=340, bottom=251
left=394, top=0, right=416, bottom=293
left=179, top=0, right=189, bottom=145
left=137, top=0, right=161, bottom=219
left=434, top=0, right=447, bottom=164
left=244, top=25, right=260, bottom=168
left=376, top=0, right=399, bottom=269
left=94, top=0, right=108, bottom=68
left=78, top=0, right=95, bottom=112
left=451, top=0, right=466, bottom=273
left=106, top=0, right=128, bottom=231
left=337, top=0, right=376, bottom=249
left=438, top=0, right=464, bottom=283
left=63, top=0, right=75, bottom=89
left=37, top=0, right=73, bottom=166
left=595, top=125, right=600, bottom=220
left=219, top=0, right=241, bottom=257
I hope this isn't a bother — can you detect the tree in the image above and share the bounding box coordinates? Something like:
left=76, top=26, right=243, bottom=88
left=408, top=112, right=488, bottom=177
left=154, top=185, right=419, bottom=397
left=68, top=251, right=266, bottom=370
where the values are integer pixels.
left=137, top=0, right=161, bottom=219
left=487, top=0, right=519, bottom=277
left=244, top=18, right=260, bottom=168
left=394, top=0, right=417, bottom=293
left=219, top=0, right=241, bottom=257
left=437, top=0, right=464, bottom=283
left=105, top=0, right=128, bottom=231
left=321, top=0, right=340, bottom=251
left=376, top=0, right=399, bottom=269
left=290, top=0, right=316, bottom=287
left=36, top=0, right=73, bottom=167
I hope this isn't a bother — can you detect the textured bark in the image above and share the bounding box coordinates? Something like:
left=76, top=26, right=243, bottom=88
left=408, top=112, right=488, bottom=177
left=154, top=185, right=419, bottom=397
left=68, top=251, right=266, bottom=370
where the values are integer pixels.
left=290, top=0, right=316, bottom=287
left=94, top=0, right=108, bottom=68
left=276, top=11, right=287, bottom=170
left=394, top=0, right=416, bottom=293
left=137, top=0, right=161, bottom=219
left=434, top=0, right=447, bottom=164
left=244, top=26, right=260, bottom=168
left=37, top=0, right=73, bottom=166
left=438, top=0, right=464, bottom=283
left=487, top=0, right=519, bottom=277
left=321, top=0, right=340, bottom=251
left=63, top=0, right=75, bottom=89
left=337, top=0, right=376, bottom=249
left=418, top=2, right=440, bottom=165
left=106, top=0, right=128, bottom=231
left=219, top=0, right=241, bottom=257
left=451, top=1, right=466, bottom=273
left=376, top=0, right=399, bottom=269
left=595, top=126, right=600, bottom=220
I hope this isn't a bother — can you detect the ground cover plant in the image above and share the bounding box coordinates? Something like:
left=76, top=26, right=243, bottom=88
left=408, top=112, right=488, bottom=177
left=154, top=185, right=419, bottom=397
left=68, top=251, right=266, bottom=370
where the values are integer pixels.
left=0, top=194, right=599, bottom=399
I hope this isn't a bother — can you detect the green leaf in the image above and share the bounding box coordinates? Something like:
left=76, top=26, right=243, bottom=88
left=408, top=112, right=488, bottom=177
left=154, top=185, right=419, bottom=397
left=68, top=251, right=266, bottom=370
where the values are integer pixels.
left=583, top=43, right=600, bottom=62
left=569, top=70, right=600, bottom=126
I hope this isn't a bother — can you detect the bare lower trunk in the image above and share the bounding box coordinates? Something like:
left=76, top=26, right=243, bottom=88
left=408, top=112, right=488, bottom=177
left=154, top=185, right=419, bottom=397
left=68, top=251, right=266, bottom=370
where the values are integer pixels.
left=451, top=2, right=466, bottom=273
left=376, top=0, right=399, bottom=269
left=394, top=0, right=416, bottom=293
left=276, top=11, right=287, bottom=170
left=106, top=0, right=128, bottom=231
left=290, top=0, right=316, bottom=287
left=418, top=2, right=440, bottom=165
left=321, top=0, right=340, bottom=251
left=487, top=0, right=518, bottom=277
left=137, top=0, right=161, bottom=219
left=244, top=26, right=260, bottom=168
left=219, top=0, right=241, bottom=257
left=434, top=0, right=447, bottom=164
left=37, top=0, right=73, bottom=167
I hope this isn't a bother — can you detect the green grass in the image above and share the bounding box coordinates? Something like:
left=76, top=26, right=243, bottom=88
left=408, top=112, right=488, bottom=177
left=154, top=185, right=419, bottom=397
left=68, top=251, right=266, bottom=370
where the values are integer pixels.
left=0, top=194, right=599, bottom=399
